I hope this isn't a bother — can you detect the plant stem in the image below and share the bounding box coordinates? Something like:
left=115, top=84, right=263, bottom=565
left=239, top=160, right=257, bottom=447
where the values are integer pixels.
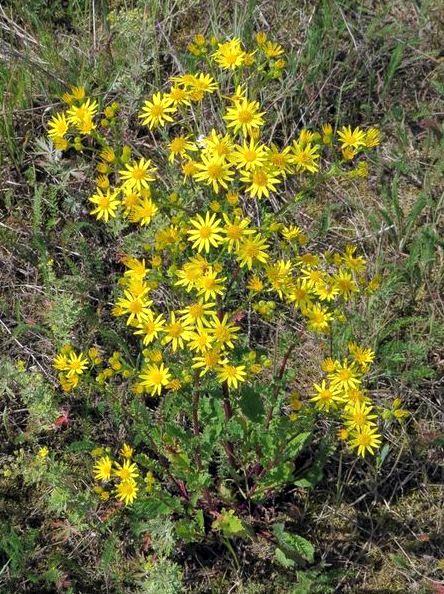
left=222, top=380, right=237, bottom=470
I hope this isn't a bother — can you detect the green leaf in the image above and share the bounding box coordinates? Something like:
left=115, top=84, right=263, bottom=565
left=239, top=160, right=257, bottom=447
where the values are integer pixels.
left=212, top=509, right=246, bottom=538
left=273, top=523, right=314, bottom=563
left=239, top=385, right=265, bottom=422
left=274, top=546, right=296, bottom=568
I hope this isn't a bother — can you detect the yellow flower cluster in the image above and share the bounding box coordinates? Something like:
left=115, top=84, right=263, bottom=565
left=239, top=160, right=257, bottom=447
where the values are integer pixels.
left=310, top=343, right=381, bottom=457
left=47, top=34, right=383, bottom=459
left=92, top=444, right=154, bottom=505
left=52, top=344, right=90, bottom=392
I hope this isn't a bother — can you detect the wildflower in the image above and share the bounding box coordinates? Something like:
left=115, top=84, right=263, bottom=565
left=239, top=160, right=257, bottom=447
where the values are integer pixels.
left=182, top=159, right=199, bottom=179
left=310, top=380, right=342, bottom=410
left=89, top=188, right=120, bottom=222
left=329, top=360, right=361, bottom=392
left=139, top=92, right=176, bottom=129
left=224, top=98, right=265, bottom=136
left=134, top=311, right=165, bottom=345
left=231, top=138, right=268, bottom=170
left=344, top=401, right=378, bottom=430
left=115, top=479, right=138, bottom=505
left=119, top=158, right=157, bottom=192
left=120, top=444, right=134, bottom=459
left=114, top=459, right=139, bottom=481
left=287, top=279, right=313, bottom=309
left=163, top=312, right=193, bottom=352
left=236, top=234, right=269, bottom=269
left=291, top=142, right=320, bottom=173
left=222, top=214, right=254, bottom=252
left=209, top=314, right=240, bottom=350
left=266, top=145, right=294, bottom=175
left=115, top=289, right=153, bottom=325
left=187, top=212, right=224, bottom=253
left=167, top=135, right=197, bottom=162
left=65, top=351, right=89, bottom=377
left=47, top=112, right=69, bottom=139
left=196, top=269, right=226, bottom=301
left=37, top=447, right=49, bottom=459
left=348, top=342, right=375, bottom=369
left=247, top=275, right=264, bottom=293
left=139, top=362, right=172, bottom=396
left=349, top=425, right=381, bottom=457
left=217, top=362, right=246, bottom=389
left=212, top=38, right=245, bottom=69
left=194, top=155, right=234, bottom=193
left=334, top=269, right=358, bottom=300
left=305, top=304, right=333, bottom=333
left=363, top=127, right=380, bottom=148
left=94, top=456, right=113, bottom=481
left=67, top=98, right=98, bottom=129
left=241, top=167, right=281, bottom=199
left=178, top=301, right=216, bottom=327
left=130, top=196, right=159, bottom=226
left=321, top=357, right=337, bottom=373
left=337, top=125, right=366, bottom=150
left=187, top=327, right=214, bottom=353
left=192, top=348, right=224, bottom=376
left=167, top=85, right=191, bottom=107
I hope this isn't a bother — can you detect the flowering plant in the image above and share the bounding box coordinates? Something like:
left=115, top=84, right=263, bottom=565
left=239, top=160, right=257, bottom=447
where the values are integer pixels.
left=47, top=33, right=383, bottom=545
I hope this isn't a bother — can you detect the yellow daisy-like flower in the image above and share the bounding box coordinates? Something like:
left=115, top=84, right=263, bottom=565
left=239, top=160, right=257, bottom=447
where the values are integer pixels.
left=310, top=380, right=342, bottom=410
left=304, top=304, right=333, bottom=333
left=163, top=311, right=193, bottom=352
left=203, top=130, right=234, bottom=159
left=196, top=269, right=226, bottom=302
left=287, top=279, right=313, bottom=309
left=333, top=269, right=358, bottom=300
left=65, top=351, right=89, bottom=377
left=344, top=401, right=378, bottom=431
left=241, top=167, right=281, bottom=199
left=139, top=92, right=176, bottom=129
left=115, top=289, right=153, bottom=325
left=363, top=127, right=380, bottom=148
left=139, top=362, right=171, bottom=396
left=337, top=125, right=366, bottom=150
left=166, top=85, right=191, bottom=107
left=222, top=213, right=254, bottom=252
left=187, top=212, right=224, bottom=253
left=329, top=360, right=361, bottom=392
left=119, top=158, right=157, bottom=192
left=66, top=98, right=98, bottom=128
left=236, top=234, right=269, bottom=269
left=188, top=72, right=218, bottom=95
left=93, top=456, right=113, bottom=481
left=348, top=342, right=375, bottom=369
left=230, top=138, right=268, bottom=171
left=134, top=311, right=166, bottom=345
left=178, top=301, right=216, bottom=327
left=291, top=142, right=320, bottom=173
left=209, top=314, right=240, bottom=350
left=167, top=135, right=197, bottom=162
left=89, top=188, right=120, bottom=222
left=266, top=145, right=294, bottom=176
left=115, top=479, right=138, bottom=505
left=120, top=443, right=134, bottom=459
left=217, top=362, right=246, bottom=389
left=187, top=327, right=214, bottom=353
left=349, top=425, right=381, bottom=457
left=263, top=40, right=284, bottom=58
left=194, top=155, right=234, bottom=194
left=192, top=348, right=223, bottom=376
left=47, top=112, right=69, bottom=139
left=114, top=459, right=139, bottom=481
left=129, top=196, right=159, bottom=226
left=212, top=38, right=245, bottom=70
left=224, top=98, right=265, bottom=136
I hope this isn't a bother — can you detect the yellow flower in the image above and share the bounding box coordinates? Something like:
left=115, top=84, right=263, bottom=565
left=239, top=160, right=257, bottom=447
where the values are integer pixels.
left=120, top=444, right=134, bottom=459
left=119, top=158, right=157, bottom=192
left=196, top=269, right=226, bottom=302
left=329, top=360, right=361, bottom=392
left=47, top=112, right=69, bottom=139
left=139, top=362, right=171, bottom=396
left=222, top=213, right=254, bottom=252
left=163, top=311, right=193, bottom=352
left=194, top=155, right=234, bottom=194
left=348, top=342, right=375, bottom=369
left=89, top=188, right=120, bottom=222
left=320, top=357, right=338, bottom=373
left=115, top=289, right=153, bottom=325
left=192, top=348, right=224, bottom=376
left=236, top=234, right=269, bottom=269
left=187, top=212, right=224, bottom=253
left=247, top=274, right=264, bottom=293
left=178, top=301, right=216, bottom=327
left=187, top=327, right=214, bottom=353
left=37, top=447, right=49, bottom=459
left=129, top=196, right=159, bottom=226
left=291, top=142, right=320, bottom=173
left=114, top=459, right=139, bottom=481
left=209, top=314, right=240, bottom=350
left=241, top=167, right=281, bottom=199
left=217, top=362, right=246, bottom=389
left=230, top=138, right=268, bottom=170
left=167, top=135, right=197, bottom=162
left=134, top=311, right=165, bottom=345
left=349, top=425, right=381, bottom=457
left=310, top=380, right=342, bottom=410
left=167, top=85, right=191, bottom=107
left=337, top=125, right=366, bottom=149
left=65, top=351, right=89, bottom=377
left=139, top=92, right=176, bottom=129
left=203, top=129, right=234, bottom=159
left=344, top=401, right=378, bottom=430
left=266, top=145, right=294, bottom=175
left=182, top=159, right=199, bottom=180
left=305, top=304, right=333, bottom=333
left=263, top=41, right=284, bottom=58
left=334, top=269, right=358, bottom=300
left=115, top=479, right=138, bottom=505
left=212, top=38, right=245, bottom=69
left=93, top=456, right=113, bottom=481
left=66, top=98, right=98, bottom=129
left=224, top=98, right=265, bottom=136
left=363, top=127, right=380, bottom=148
